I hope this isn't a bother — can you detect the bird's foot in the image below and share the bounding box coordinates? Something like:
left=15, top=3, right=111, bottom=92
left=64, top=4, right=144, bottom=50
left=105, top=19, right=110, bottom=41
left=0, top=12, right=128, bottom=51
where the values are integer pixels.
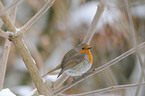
left=93, top=68, right=96, bottom=72
left=82, top=73, right=87, bottom=80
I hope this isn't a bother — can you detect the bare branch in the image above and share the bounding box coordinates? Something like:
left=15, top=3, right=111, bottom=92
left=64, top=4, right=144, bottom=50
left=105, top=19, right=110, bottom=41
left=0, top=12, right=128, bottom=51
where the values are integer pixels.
left=54, top=73, right=69, bottom=89
left=0, top=0, right=21, bottom=16
left=24, top=36, right=44, bottom=71
left=10, top=0, right=18, bottom=23
left=0, top=29, right=9, bottom=38
left=0, top=40, right=11, bottom=90
left=65, top=82, right=145, bottom=96
left=0, top=2, right=16, bottom=32
left=12, top=37, right=52, bottom=96
left=82, top=0, right=105, bottom=44
left=20, top=0, right=55, bottom=33
left=0, top=0, right=18, bottom=90
left=123, top=0, right=145, bottom=96
left=0, top=1, right=53, bottom=95
left=54, top=42, right=145, bottom=95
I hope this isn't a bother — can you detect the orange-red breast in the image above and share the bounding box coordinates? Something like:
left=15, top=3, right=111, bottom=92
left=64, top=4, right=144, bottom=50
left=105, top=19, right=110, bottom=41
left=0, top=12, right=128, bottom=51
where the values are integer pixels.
left=43, top=43, right=93, bottom=78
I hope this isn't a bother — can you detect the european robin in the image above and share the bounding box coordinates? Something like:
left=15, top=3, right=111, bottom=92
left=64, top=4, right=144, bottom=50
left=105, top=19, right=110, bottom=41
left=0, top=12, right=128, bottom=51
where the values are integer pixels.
left=43, top=43, right=93, bottom=78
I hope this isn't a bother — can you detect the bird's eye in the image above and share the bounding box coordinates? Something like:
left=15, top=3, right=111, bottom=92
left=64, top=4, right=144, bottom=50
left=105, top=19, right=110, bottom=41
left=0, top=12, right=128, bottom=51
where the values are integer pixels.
left=82, top=48, right=85, bottom=50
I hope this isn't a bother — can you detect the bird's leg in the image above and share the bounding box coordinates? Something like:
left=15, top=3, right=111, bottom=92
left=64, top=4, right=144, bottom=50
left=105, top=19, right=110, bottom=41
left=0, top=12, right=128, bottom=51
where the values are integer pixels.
left=71, top=77, right=77, bottom=82
left=52, top=82, right=54, bottom=89
left=93, top=68, right=96, bottom=72
left=82, top=73, right=87, bottom=80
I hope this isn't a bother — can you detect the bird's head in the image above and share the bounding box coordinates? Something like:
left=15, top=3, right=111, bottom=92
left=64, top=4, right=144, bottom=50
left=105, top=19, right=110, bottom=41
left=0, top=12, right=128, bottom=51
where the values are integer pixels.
left=76, top=44, right=92, bottom=54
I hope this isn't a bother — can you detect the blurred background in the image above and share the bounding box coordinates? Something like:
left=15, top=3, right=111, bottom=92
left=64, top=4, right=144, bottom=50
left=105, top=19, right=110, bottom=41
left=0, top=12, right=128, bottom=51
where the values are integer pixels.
left=0, top=0, right=145, bottom=96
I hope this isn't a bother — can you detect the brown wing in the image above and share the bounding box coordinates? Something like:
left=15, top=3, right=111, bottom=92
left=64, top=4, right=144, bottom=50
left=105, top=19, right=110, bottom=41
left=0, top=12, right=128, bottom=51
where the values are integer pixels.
left=57, top=49, right=86, bottom=77
left=62, top=53, right=86, bottom=70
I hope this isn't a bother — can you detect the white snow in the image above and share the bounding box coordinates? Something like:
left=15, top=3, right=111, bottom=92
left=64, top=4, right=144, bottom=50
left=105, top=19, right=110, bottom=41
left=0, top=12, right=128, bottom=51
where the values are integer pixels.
left=12, top=86, right=32, bottom=96
left=26, top=88, right=37, bottom=96
left=131, top=4, right=145, bottom=19
left=0, top=88, right=16, bottom=96
left=43, top=75, right=58, bottom=82
left=70, top=1, right=122, bottom=31
left=70, top=1, right=99, bottom=27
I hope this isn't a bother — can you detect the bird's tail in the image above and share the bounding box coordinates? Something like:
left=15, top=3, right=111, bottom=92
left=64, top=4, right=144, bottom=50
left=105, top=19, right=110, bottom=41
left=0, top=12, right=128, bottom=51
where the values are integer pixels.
left=57, top=69, right=63, bottom=78
left=42, top=64, right=61, bottom=77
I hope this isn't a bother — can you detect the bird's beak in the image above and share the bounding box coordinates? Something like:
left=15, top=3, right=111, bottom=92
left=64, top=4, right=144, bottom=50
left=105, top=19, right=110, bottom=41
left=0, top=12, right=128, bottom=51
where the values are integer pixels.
left=88, top=47, right=92, bottom=49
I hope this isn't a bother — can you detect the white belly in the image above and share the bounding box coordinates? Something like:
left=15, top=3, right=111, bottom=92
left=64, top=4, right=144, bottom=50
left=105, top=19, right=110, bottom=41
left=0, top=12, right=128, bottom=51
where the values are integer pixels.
left=64, top=60, right=92, bottom=76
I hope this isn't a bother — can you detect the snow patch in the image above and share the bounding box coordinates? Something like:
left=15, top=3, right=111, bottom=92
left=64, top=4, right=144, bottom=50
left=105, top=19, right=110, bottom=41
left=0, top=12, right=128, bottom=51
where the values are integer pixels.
left=0, top=88, right=16, bottom=96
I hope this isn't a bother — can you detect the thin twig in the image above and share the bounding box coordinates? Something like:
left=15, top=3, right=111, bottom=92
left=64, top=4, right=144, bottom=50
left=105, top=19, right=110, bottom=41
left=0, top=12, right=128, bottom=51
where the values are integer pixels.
left=82, top=0, right=105, bottom=44
left=10, top=0, right=18, bottom=23
left=123, top=0, right=145, bottom=96
left=0, top=2, right=16, bottom=32
left=54, top=42, right=145, bottom=95
left=54, top=73, right=69, bottom=89
left=0, top=1, right=52, bottom=95
left=20, top=0, right=55, bottom=33
left=0, top=40, right=11, bottom=90
left=0, top=29, right=9, bottom=38
left=0, top=0, right=21, bottom=16
left=0, top=0, right=18, bottom=90
left=65, top=82, right=145, bottom=96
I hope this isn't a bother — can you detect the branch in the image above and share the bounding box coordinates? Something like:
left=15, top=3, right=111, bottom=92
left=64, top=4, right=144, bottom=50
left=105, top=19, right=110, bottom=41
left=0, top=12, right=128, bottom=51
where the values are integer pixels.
left=12, top=37, right=52, bottom=96
left=0, top=1, right=52, bottom=95
left=0, top=2, right=16, bottom=32
left=20, top=0, right=55, bottom=33
left=10, top=0, right=18, bottom=23
left=54, top=42, right=145, bottom=95
left=0, top=0, right=21, bottom=16
left=0, top=0, right=18, bottom=90
left=82, top=0, right=105, bottom=44
left=53, top=73, right=69, bottom=89
left=123, top=0, right=145, bottom=96
left=0, top=29, right=9, bottom=38
left=65, top=82, right=145, bottom=96
left=32, top=73, right=69, bottom=95
left=0, top=40, right=11, bottom=90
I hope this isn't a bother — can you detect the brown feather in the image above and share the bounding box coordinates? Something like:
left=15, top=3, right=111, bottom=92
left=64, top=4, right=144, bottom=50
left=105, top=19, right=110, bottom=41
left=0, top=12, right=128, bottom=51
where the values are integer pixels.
left=57, top=49, right=87, bottom=77
left=42, top=44, right=92, bottom=78
left=42, top=64, right=61, bottom=77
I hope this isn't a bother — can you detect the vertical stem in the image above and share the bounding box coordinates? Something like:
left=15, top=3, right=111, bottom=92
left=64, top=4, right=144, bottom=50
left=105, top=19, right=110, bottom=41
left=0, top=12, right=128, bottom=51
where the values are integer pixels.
left=0, top=0, right=21, bottom=16
left=12, top=37, right=52, bottom=96
left=0, top=1, right=52, bottom=95
left=20, top=0, right=55, bottom=33
left=82, top=0, right=105, bottom=44
left=0, top=40, right=11, bottom=90
left=123, top=0, right=145, bottom=96
left=0, top=0, right=18, bottom=90
left=0, top=2, right=16, bottom=32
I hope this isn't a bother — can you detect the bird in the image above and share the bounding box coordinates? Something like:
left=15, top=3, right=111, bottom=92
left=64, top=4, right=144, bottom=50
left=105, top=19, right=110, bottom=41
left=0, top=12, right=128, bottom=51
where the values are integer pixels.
left=43, top=43, right=93, bottom=78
